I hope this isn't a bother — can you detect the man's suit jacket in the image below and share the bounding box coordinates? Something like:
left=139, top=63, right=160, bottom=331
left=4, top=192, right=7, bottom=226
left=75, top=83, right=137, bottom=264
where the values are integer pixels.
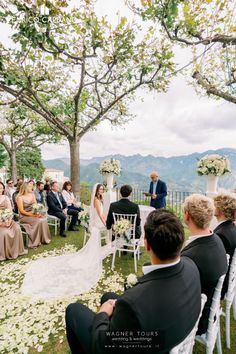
left=214, top=220, right=236, bottom=296
left=181, top=234, right=227, bottom=334
left=34, top=189, right=45, bottom=205
left=92, top=257, right=201, bottom=354
left=46, top=191, right=67, bottom=215
left=149, top=179, right=167, bottom=209
left=106, top=198, right=141, bottom=238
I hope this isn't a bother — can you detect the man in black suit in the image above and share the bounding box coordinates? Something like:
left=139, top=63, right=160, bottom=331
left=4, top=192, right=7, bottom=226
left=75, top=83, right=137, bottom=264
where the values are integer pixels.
left=181, top=194, right=228, bottom=334
left=46, top=181, right=78, bottom=237
left=144, top=171, right=167, bottom=209
left=214, top=193, right=236, bottom=295
left=106, top=184, right=141, bottom=238
left=65, top=209, right=201, bottom=354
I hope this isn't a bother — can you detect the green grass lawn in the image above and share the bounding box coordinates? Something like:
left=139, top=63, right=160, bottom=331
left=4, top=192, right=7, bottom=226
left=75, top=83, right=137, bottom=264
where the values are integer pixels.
left=2, top=226, right=236, bottom=354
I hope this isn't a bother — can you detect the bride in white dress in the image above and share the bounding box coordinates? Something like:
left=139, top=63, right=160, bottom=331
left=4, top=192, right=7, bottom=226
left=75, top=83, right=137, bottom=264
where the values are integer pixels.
left=90, top=183, right=106, bottom=229
left=21, top=183, right=111, bottom=299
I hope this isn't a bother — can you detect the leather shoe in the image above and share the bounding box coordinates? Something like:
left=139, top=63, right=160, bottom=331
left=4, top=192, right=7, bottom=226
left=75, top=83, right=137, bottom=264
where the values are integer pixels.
left=60, top=232, right=67, bottom=237
left=68, top=226, right=76, bottom=231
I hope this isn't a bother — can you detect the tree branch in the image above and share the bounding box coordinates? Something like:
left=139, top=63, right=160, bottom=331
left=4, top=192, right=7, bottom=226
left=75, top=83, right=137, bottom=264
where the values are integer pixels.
left=0, top=82, right=73, bottom=138
left=162, top=20, right=236, bottom=46
left=193, top=71, right=236, bottom=104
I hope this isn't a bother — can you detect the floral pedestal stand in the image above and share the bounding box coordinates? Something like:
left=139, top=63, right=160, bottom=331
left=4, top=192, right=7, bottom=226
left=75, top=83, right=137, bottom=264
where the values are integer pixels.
left=102, top=173, right=116, bottom=215
left=206, top=174, right=219, bottom=198
left=104, top=173, right=114, bottom=191
left=206, top=174, right=219, bottom=230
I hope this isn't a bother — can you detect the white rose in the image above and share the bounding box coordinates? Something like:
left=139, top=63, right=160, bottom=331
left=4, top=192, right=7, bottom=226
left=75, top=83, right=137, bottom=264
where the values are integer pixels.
left=127, top=274, right=138, bottom=286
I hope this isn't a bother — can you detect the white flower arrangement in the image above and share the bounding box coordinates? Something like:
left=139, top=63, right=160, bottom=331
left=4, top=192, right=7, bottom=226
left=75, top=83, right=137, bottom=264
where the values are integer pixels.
left=99, top=158, right=121, bottom=176
left=197, top=154, right=231, bottom=176
left=0, top=208, right=13, bottom=222
left=78, top=210, right=90, bottom=230
left=32, top=203, right=47, bottom=216
left=125, top=273, right=138, bottom=289
left=113, top=218, right=132, bottom=243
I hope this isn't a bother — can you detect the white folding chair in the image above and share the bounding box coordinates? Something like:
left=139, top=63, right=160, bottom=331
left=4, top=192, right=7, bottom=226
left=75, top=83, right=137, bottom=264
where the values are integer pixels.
left=111, top=213, right=140, bottom=273
left=18, top=222, right=29, bottom=247
left=195, top=274, right=226, bottom=354
left=65, top=214, right=73, bottom=231
left=233, top=292, right=236, bottom=320
left=47, top=215, right=60, bottom=235
left=221, top=248, right=236, bottom=349
left=170, top=294, right=207, bottom=354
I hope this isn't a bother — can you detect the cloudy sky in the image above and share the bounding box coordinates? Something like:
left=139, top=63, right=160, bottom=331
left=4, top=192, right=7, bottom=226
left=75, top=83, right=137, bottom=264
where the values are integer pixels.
left=1, top=0, right=236, bottom=160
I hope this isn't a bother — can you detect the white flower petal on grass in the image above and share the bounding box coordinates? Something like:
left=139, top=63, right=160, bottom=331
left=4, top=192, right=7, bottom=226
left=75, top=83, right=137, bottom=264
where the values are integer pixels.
left=0, top=245, right=125, bottom=353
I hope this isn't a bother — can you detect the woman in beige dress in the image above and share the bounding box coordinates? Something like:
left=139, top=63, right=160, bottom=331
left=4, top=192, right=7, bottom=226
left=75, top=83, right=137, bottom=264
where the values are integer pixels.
left=0, top=182, right=27, bottom=261
left=17, top=181, right=51, bottom=248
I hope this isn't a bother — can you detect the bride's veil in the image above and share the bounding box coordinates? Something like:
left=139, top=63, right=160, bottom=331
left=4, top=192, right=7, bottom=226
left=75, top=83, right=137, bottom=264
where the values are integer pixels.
left=89, top=183, right=99, bottom=230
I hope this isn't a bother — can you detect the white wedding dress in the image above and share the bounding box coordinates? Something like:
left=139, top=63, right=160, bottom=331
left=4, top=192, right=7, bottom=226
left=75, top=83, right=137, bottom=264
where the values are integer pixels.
left=21, top=184, right=112, bottom=299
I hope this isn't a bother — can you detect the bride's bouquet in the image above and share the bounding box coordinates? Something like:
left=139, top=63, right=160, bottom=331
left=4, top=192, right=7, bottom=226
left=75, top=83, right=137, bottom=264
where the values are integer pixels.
left=78, top=210, right=90, bottom=230
left=0, top=209, right=13, bottom=223
left=113, top=218, right=132, bottom=243
left=32, top=203, right=47, bottom=216
left=197, top=154, right=231, bottom=176
left=99, top=158, right=121, bottom=176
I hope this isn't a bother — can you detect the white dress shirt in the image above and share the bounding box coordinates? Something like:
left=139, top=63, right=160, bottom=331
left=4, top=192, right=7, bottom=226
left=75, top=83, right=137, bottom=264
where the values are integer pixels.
left=185, top=233, right=213, bottom=247
left=152, top=180, right=158, bottom=195
left=142, top=258, right=180, bottom=275
left=53, top=191, right=63, bottom=209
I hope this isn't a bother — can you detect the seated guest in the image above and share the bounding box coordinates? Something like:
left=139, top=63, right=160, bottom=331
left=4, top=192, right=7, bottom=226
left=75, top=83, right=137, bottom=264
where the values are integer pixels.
left=12, top=180, right=23, bottom=215
left=16, top=182, right=51, bottom=248
left=182, top=194, right=228, bottom=335
left=34, top=181, right=45, bottom=205
left=44, top=178, right=51, bottom=193
left=47, top=181, right=78, bottom=237
left=0, top=182, right=27, bottom=260
left=62, top=181, right=83, bottom=213
left=5, top=178, right=16, bottom=207
left=15, top=178, right=23, bottom=188
left=66, top=209, right=201, bottom=354
left=214, top=193, right=236, bottom=295
left=106, top=184, right=141, bottom=238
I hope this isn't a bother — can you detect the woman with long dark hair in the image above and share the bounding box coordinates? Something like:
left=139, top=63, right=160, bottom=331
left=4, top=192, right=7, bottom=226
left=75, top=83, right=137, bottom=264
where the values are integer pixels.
left=62, top=181, right=83, bottom=213
left=90, top=183, right=106, bottom=228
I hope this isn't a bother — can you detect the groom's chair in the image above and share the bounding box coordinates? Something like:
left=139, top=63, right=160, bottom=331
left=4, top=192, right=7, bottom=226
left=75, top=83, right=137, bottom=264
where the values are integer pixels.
left=111, top=213, right=141, bottom=273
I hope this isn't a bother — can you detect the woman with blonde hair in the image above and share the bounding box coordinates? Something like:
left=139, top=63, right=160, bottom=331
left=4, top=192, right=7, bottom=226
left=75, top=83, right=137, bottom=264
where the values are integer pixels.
left=0, top=182, right=27, bottom=260
left=16, top=181, right=51, bottom=248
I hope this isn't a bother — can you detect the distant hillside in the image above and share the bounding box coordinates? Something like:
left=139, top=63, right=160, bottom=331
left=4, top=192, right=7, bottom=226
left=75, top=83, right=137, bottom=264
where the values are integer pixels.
left=43, top=148, right=236, bottom=192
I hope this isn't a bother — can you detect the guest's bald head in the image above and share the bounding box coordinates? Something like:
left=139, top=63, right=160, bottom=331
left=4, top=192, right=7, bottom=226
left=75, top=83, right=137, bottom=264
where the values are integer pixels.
left=150, top=171, right=158, bottom=182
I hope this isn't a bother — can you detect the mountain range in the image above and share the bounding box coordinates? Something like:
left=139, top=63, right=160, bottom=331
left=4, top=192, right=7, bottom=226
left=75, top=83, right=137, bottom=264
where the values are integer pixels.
left=43, top=148, right=236, bottom=192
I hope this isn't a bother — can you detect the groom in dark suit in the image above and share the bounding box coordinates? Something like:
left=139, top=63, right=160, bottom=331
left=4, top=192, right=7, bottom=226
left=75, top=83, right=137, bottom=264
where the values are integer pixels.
left=145, top=171, right=167, bottom=209
left=65, top=209, right=201, bottom=354
left=106, top=184, right=141, bottom=238
left=46, top=181, right=78, bottom=237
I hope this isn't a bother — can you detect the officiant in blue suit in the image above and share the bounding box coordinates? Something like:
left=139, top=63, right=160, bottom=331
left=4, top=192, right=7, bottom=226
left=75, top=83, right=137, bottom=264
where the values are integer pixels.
left=145, top=171, right=167, bottom=209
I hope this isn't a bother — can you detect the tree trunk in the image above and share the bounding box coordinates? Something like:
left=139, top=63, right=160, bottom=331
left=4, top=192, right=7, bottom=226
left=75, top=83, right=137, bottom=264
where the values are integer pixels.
left=69, top=138, right=80, bottom=198
left=10, top=148, right=17, bottom=184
